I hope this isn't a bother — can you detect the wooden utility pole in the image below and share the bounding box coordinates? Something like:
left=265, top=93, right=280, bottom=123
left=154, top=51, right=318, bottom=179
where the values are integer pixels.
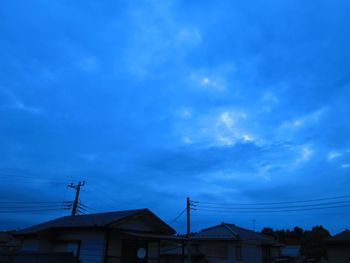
left=186, top=197, right=192, bottom=263
left=67, top=181, right=85, bottom=216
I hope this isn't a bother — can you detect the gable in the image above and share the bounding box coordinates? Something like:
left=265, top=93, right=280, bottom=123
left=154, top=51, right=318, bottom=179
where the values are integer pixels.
left=195, top=225, right=237, bottom=239
left=112, top=218, right=156, bottom=232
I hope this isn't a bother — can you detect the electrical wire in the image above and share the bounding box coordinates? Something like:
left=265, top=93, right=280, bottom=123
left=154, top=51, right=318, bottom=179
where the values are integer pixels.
left=0, top=201, right=65, bottom=205
left=194, top=200, right=350, bottom=210
left=191, top=194, right=350, bottom=206
left=168, top=208, right=187, bottom=225
left=0, top=205, right=65, bottom=209
left=193, top=204, right=350, bottom=214
left=0, top=208, right=65, bottom=213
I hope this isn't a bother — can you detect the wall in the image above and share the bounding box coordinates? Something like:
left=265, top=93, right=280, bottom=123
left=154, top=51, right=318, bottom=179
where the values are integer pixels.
left=327, top=246, right=350, bottom=263
left=21, top=238, right=38, bottom=252
left=197, top=241, right=235, bottom=263
left=197, top=240, right=263, bottom=263
left=56, top=229, right=106, bottom=263
left=105, top=231, right=160, bottom=263
left=241, top=243, right=262, bottom=263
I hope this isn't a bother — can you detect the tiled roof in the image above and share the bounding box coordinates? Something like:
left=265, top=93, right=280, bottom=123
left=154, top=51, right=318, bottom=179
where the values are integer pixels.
left=16, top=209, right=175, bottom=235
left=193, top=222, right=276, bottom=244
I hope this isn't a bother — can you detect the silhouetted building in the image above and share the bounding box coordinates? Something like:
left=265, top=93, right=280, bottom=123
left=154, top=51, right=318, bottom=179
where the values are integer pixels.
left=14, top=209, right=183, bottom=263
left=0, top=231, right=20, bottom=252
left=325, top=229, right=350, bottom=263
left=191, top=222, right=281, bottom=263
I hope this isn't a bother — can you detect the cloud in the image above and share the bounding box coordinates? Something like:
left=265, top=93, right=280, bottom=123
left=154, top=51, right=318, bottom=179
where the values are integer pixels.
left=0, top=89, right=43, bottom=114
left=296, top=145, right=313, bottom=163
left=174, top=108, right=255, bottom=147
left=275, top=108, right=329, bottom=142
left=120, top=1, right=202, bottom=78
left=328, top=151, right=342, bottom=160
left=189, top=64, right=236, bottom=92
left=280, top=108, right=327, bottom=130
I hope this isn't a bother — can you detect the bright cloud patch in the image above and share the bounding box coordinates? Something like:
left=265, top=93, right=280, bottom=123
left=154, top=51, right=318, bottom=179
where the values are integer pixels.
left=328, top=151, right=342, bottom=160
left=189, top=64, right=236, bottom=92
left=174, top=108, right=256, bottom=147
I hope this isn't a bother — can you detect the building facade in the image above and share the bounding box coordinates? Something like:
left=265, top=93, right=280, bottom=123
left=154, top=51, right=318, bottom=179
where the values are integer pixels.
left=15, top=209, right=183, bottom=263
left=326, top=229, right=350, bottom=263
left=192, top=223, right=280, bottom=263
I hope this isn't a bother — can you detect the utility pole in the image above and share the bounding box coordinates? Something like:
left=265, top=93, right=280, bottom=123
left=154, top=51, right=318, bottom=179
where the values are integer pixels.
left=186, top=197, right=192, bottom=263
left=67, top=181, right=85, bottom=216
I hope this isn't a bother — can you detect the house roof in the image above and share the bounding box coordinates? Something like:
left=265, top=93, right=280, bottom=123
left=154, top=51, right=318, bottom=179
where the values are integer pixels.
left=16, top=209, right=175, bottom=235
left=193, top=222, right=276, bottom=244
left=326, top=229, right=350, bottom=243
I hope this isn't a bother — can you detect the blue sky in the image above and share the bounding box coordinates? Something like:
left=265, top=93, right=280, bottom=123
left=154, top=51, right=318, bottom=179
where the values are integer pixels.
left=0, top=0, right=350, bottom=234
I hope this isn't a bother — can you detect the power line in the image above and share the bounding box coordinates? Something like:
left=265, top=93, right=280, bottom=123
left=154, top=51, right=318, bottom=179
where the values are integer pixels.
left=168, top=208, right=187, bottom=225
left=0, top=172, right=69, bottom=184
left=0, top=205, right=65, bottom=209
left=194, top=204, right=350, bottom=214
left=0, top=208, right=65, bottom=213
left=0, top=201, right=64, bottom=204
left=194, top=200, right=350, bottom=210
left=0, top=171, right=75, bottom=181
left=192, top=194, right=350, bottom=206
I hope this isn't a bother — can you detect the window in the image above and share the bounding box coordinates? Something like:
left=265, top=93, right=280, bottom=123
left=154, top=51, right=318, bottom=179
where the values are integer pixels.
left=235, top=245, right=242, bottom=261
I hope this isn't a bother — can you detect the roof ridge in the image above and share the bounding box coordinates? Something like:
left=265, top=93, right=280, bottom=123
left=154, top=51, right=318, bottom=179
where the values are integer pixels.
left=222, top=223, right=239, bottom=237
left=76, top=208, right=147, bottom=217
left=224, top=223, right=257, bottom=234
left=199, top=223, right=224, bottom=232
left=223, top=223, right=275, bottom=241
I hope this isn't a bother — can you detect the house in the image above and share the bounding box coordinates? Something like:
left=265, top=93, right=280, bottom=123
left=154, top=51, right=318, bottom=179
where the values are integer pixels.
left=0, top=231, right=21, bottom=262
left=14, top=208, right=184, bottom=263
left=325, top=229, right=350, bottom=263
left=191, top=222, right=281, bottom=263
left=0, top=231, right=20, bottom=252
